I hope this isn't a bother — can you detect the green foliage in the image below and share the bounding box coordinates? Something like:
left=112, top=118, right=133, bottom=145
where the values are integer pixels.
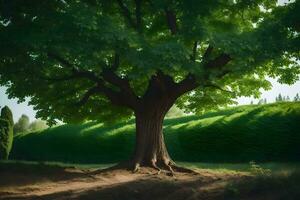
left=28, top=120, right=48, bottom=132
left=0, top=119, right=13, bottom=160
left=10, top=102, right=300, bottom=163
left=0, top=106, right=14, bottom=159
left=249, top=161, right=271, bottom=176
left=13, top=114, right=30, bottom=134
left=165, top=105, right=185, bottom=118
left=0, top=0, right=299, bottom=124
left=0, top=106, right=14, bottom=126
left=14, top=114, right=49, bottom=134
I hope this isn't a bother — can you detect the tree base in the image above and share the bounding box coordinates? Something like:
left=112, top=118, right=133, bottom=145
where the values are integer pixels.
left=90, top=160, right=198, bottom=176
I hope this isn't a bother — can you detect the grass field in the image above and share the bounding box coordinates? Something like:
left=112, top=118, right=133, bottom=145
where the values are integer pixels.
left=10, top=102, right=300, bottom=164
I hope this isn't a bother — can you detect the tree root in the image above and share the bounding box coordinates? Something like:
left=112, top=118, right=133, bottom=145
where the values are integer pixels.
left=150, top=160, right=162, bottom=174
left=133, top=163, right=140, bottom=173
left=170, top=164, right=198, bottom=175
left=88, top=161, right=130, bottom=175
left=88, top=160, right=198, bottom=177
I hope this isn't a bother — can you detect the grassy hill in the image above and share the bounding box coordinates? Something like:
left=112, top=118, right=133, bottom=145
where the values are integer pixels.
left=10, top=102, right=300, bottom=163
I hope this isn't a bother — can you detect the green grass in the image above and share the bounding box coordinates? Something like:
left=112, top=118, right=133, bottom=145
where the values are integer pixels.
left=1, top=160, right=299, bottom=174
left=10, top=102, right=300, bottom=164
left=179, top=162, right=300, bottom=173
left=0, top=160, right=114, bottom=170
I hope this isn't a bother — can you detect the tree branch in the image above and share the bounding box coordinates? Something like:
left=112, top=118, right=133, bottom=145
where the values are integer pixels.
left=100, top=67, right=139, bottom=109
left=77, top=80, right=137, bottom=109
left=98, top=81, right=137, bottom=109
left=134, top=0, right=142, bottom=32
left=156, top=70, right=176, bottom=90
left=116, top=0, right=136, bottom=29
left=216, top=69, right=231, bottom=79
left=205, top=53, right=232, bottom=68
left=142, top=70, right=177, bottom=101
left=47, top=52, right=101, bottom=83
left=47, top=52, right=138, bottom=109
left=165, top=8, right=177, bottom=35
left=175, top=74, right=199, bottom=96
left=202, top=45, right=213, bottom=61
left=190, top=41, right=198, bottom=61
left=77, top=86, right=101, bottom=106
left=47, top=52, right=75, bottom=69
left=111, top=52, right=120, bottom=71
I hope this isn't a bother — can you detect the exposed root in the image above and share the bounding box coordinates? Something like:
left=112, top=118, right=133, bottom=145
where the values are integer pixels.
left=133, top=163, right=140, bottom=173
left=87, top=159, right=198, bottom=177
left=88, top=161, right=130, bottom=175
left=166, top=164, right=175, bottom=176
left=159, top=160, right=174, bottom=176
left=171, top=164, right=198, bottom=175
left=150, top=159, right=162, bottom=175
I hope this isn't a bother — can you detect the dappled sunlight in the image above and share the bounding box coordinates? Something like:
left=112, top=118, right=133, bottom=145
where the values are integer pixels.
left=99, top=124, right=135, bottom=137
left=165, top=115, right=228, bottom=131
left=80, top=123, right=104, bottom=134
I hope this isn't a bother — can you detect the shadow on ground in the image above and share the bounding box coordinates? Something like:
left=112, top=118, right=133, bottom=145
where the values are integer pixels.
left=1, top=162, right=299, bottom=200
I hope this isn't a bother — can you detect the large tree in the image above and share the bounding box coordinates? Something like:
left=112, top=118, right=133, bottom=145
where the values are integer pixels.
left=0, top=0, right=299, bottom=171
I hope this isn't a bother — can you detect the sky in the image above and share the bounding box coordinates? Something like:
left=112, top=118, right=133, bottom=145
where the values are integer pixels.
left=0, top=0, right=298, bottom=122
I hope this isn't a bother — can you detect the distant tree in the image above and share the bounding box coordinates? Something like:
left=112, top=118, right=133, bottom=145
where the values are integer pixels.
left=0, top=107, right=13, bottom=160
left=258, top=99, right=264, bottom=105
left=14, top=114, right=30, bottom=134
left=276, top=94, right=283, bottom=102
left=250, top=101, right=254, bottom=105
left=286, top=96, right=290, bottom=101
left=264, top=98, right=267, bottom=104
left=0, top=0, right=299, bottom=171
left=0, top=106, right=14, bottom=126
left=29, top=120, right=48, bottom=132
left=294, top=93, right=300, bottom=102
left=166, top=105, right=185, bottom=118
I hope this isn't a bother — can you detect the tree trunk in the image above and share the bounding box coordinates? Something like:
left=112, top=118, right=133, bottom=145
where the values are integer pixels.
left=132, top=110, right=173, bottom=170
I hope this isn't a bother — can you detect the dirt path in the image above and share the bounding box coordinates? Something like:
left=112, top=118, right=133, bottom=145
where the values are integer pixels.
left=0, top=166, right=250, bottom=200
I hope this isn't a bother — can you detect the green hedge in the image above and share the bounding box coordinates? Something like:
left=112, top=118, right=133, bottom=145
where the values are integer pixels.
left=0, top=119, right=13, bottom=160
left=10, top=103, right=300, bottom=163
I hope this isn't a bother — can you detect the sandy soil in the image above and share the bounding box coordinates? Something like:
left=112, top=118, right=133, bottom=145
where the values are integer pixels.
left=0, top=165, right=252, bottom=200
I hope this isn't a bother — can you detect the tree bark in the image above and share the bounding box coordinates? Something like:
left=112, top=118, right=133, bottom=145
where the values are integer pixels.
left=132, top=109, right=173, bottom=171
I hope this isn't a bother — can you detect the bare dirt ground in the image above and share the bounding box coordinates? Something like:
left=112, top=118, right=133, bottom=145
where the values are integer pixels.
left=0, top=165, right=253, bottom=200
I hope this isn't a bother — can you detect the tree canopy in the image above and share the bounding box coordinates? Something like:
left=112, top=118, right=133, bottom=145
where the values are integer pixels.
left=13, top=114, right=30, bottom=134
left=0, top=0, right=299, bottom=125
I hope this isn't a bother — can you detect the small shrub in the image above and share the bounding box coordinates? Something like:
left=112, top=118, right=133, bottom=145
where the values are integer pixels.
left=0, top=119, right=13, bottom=159
left=0, top=106, right=14, bottom=126
left=249, top=161, right=271, bottom=176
